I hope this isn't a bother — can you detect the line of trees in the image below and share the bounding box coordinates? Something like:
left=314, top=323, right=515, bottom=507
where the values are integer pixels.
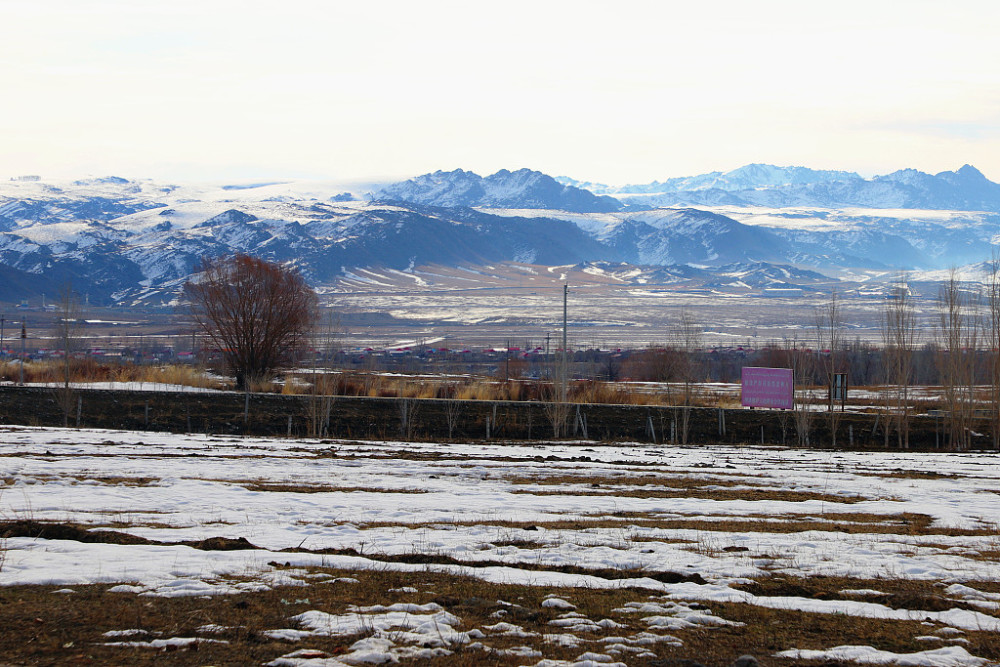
left=620, top=267, right=1000, bottom=451
left=148, top=252, right=1000, bottom=450
left=873, top=266, right=1000, bottom=451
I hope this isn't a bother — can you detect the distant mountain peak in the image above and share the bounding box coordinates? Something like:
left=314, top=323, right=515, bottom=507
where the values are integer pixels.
left=950, top=164, right=988, bottom=181
left=3, top=169, right=1000, bottom=307
left=72, top=176, right=131, bottom=187
left=558, top=164, right=862, bottom=196
left=199, top=209, right=259, bottom=226
left=377, top=168, right=621, bottom=213
left=556, top=163, right=1000, bottom=211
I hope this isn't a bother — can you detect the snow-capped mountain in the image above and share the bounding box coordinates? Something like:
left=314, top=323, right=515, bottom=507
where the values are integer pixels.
left=561, top=164, right=862, bottom=195
left=1, top=166, right=999, bottom=307
left=557, top=164, right=1000, bottom=211
left=376, top=168, right=622, bottom=212
left=0, top=176, right=616, bottom=304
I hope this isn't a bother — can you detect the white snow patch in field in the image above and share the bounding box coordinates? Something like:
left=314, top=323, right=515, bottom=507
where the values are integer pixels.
left=1, top=423, right=1000, bottom=667
left=775, top=644, right=988, bottom=666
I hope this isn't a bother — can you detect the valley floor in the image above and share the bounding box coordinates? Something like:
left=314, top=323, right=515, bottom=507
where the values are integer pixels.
left=1, top=427, right=999, bottom=665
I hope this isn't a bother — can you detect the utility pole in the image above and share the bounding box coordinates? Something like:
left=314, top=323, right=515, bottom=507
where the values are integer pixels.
left=19, top=318, right=26, bottom=386
left=561, top=284, right=568, bottom=403
left=1, top=315, right=5, bottom=358
left=505, top=338, right=510, bottom=384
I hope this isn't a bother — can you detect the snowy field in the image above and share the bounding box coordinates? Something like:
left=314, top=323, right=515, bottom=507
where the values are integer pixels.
left=2, top=427, right=1000, bottom=665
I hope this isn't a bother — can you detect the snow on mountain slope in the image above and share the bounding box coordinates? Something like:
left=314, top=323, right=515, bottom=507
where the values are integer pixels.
left=709, top=206, right=1000, bottom=268
left=559, top=164, right=1000, bottom=212
left=479, top=208, right=625, bottom=239
left=559, top=164, right=861, bottom=195
left=2, top=169, right=1000, bottom=306
left=377, top=168, right=622, bottom=212
left=482, top=206, right=910, bottom=270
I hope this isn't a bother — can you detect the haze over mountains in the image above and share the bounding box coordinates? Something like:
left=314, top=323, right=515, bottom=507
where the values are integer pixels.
left=0, top=164, right=998, bottom=307
left=558, top=163, right=1000, bottom=210
left=381, top=164, right=1000, bottom=211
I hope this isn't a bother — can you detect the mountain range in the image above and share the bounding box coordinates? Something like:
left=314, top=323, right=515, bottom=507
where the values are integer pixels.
left=0, top=164, right=998, bottom=307
left=557, top=163, right=1000, bottom=210
left=377, top=168, right=622, bottom=213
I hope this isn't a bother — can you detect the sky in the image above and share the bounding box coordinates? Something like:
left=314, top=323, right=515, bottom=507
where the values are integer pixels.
left=2, top=0, right=1000, bottom=185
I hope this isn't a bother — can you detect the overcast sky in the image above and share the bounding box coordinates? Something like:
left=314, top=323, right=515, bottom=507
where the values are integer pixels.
left=3, top=0, right=999, bottom=184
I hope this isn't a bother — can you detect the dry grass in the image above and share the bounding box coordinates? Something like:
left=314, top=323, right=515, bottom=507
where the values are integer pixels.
left=281, top=371, right=760, bottom=408
left=114, top=364, right=223, bottom=389
left=504, top=471, right=781, bottom=489
left=75, top=475, right=160, bottom=487
left=871, top=470, right=962, bottom=480
left=186, top=477, right=430, bottom=495
left=4, top=473, right=161, bottom=487
left=0, top=359, right=224, bottom=389
left=5, top=360, right=981, bottom=419
left=5, top=435, right=1000, bottom=665
left=451, top=380, right=517, bottom=402
left=510, top=486, right=869, bottom=503
left=323, top=510, right=1000, bottom=537
left=398, top=381, right=439, bottom=399
left=734, top=573, right=1000, bottom=616
left=237, top=481, right=430, bottom=495
left=0, top=526, right=7, bottom=574
left=0, top=359, right=92, bottom=385
left=0, top=566, right=996, bottom=666
left=503, top=472, right=876, bottom=503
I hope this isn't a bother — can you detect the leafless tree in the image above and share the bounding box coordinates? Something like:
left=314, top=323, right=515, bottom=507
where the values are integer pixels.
left=936, top=271, right=979, bottom=450
left=541, top=381, right=571, bottom=438
left=987, top=255, right=1000, bottom=450
left=54, top=284, right=82, bottom=426
left=788, top=338, right=815, bottom=448
left=399, top=398, right=418, bottom=440
left=307, top=310, right=341, bottom=438
left=881, top=275, right=917, bottom=448
left=445, top=399, right=462, bottom=440
left=816, top=289, right=845, bottom=447
left=672, top=309, right=701, bottom=444
left=185, top=254, right=317, bottom=391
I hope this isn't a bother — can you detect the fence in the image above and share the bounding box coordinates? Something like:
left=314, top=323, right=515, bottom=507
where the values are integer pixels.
left=0, top=385, right=986, bottom=450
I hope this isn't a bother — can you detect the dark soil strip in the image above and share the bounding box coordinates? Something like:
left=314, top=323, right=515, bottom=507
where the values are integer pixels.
left=272, top=545, right=708, bottom=585
left=2, top=520, right=706, bottom=585
left=0, top=520, right=257, bottom=551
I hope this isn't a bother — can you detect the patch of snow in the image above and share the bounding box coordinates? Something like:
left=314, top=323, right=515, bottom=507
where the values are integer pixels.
left=774, top=644, right=988, bottom=666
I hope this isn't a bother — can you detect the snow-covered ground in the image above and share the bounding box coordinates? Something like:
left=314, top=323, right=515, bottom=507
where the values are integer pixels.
left=2, top=427, right=999, bottom=665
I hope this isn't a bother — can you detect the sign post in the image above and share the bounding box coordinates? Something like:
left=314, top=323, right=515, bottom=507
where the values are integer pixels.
left=19, top=318, right=26, bottom=386
left=830, top=372, right=848, bottom=411
left=741, top=367, right=794, bottom=410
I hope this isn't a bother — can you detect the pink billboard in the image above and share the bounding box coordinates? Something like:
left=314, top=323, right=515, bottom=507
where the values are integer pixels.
left=741, top=367, right=793, bottom=409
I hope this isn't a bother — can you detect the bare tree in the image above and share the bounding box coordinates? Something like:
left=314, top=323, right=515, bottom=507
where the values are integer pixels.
left=541, top=381, right=571, bottom=438
left=445, top=399, right=462, bottom=440
left=987, top=255, right=1000, bottom=450
left=307, top=310, right=340, bottom=438
left=815, top=289, right=844, bottom=447
left=936, top=271, right=979, bottom=450
left=54, top=284, right=82, bottom=426
left=788, top=338, right=815, bottom=448
left=185, top=254, right=317, bottom=390
left=881, top=275, right=917, bottom=448
left=672, top=309, right=701, bottom=444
